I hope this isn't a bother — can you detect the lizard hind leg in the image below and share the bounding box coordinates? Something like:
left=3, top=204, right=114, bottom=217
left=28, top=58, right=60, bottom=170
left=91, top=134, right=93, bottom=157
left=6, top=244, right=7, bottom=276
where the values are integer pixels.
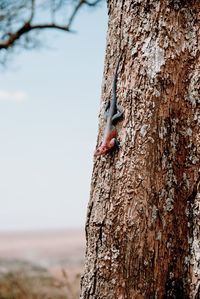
left=112, top=105, right=123, bottom=124
left=104, top=100, right=111, bottom=120
left=104, top=110, right=110, bottom=120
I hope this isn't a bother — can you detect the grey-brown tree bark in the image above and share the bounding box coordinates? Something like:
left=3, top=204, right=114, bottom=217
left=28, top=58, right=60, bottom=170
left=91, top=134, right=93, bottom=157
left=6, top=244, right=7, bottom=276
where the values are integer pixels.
left=80, top=0, right=200, bottom=298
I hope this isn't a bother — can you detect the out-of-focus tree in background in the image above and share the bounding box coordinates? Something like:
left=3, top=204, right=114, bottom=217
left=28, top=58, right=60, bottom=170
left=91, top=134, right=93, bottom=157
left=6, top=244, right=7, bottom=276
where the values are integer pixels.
left=0, top=0, right=102, bottom=64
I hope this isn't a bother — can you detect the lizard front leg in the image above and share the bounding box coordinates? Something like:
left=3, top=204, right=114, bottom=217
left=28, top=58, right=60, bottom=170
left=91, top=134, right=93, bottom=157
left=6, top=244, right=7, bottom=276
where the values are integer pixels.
left=94, top=127, right=118, bottom=156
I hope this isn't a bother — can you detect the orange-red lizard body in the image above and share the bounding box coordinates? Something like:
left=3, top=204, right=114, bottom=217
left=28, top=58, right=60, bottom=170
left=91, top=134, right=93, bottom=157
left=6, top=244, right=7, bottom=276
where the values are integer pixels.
left=94, top=57, right=123, bottom=156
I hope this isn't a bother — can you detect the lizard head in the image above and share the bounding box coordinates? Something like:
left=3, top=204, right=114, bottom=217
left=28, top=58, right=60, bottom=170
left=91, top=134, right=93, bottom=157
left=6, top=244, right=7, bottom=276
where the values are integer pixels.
left=94, top=144, right=109, bottom=156
left=94, top=139, right=116, bottom=156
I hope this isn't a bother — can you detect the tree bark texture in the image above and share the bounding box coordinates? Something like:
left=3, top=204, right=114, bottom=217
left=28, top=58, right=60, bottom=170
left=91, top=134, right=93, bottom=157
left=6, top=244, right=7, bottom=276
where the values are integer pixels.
left=80, top=1, right=200, bottom=298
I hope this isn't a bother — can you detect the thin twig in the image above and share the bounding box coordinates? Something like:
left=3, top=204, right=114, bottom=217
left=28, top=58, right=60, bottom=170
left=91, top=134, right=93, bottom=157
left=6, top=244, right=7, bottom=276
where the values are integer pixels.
left=67, top=0, right=85, bottom=29
left=29, top=0, right=35, bottom=22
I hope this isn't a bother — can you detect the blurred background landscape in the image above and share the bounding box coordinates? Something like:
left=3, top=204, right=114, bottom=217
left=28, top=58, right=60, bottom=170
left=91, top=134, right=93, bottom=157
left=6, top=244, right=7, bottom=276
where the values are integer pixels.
left=0, top=1, right=107, bottom=298
left=0, top=229, right=84, bottom=298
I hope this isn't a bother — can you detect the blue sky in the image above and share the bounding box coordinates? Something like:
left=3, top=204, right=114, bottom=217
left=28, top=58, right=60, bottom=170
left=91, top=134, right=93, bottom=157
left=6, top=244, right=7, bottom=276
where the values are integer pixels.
left=0, top=3, right=107, bottom=231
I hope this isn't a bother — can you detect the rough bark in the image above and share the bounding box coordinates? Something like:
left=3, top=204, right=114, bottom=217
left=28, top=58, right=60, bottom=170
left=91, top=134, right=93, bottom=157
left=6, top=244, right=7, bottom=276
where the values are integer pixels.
left=80, top=0, right=200, bottom=298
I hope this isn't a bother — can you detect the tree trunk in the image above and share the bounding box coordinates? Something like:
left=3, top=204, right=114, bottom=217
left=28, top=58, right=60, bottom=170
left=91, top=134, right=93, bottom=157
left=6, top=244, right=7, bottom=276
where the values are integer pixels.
left=80, top=1, right=200, bottom=298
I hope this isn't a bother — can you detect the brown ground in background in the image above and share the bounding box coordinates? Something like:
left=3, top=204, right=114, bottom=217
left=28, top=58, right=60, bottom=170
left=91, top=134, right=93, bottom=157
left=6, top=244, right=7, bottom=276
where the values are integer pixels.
left=0, top=229, right=85, bottom=299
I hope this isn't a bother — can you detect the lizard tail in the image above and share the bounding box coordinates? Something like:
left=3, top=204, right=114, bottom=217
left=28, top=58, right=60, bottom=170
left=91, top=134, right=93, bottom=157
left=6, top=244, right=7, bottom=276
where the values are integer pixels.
left=112, top=54, right=122, bottom=98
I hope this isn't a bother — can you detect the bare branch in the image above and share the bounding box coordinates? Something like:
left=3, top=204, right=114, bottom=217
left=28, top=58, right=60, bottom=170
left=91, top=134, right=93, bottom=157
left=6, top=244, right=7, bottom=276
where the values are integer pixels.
left=0, top=22, right=72, bottom=50
left=0, top=0, right=103, bottom=53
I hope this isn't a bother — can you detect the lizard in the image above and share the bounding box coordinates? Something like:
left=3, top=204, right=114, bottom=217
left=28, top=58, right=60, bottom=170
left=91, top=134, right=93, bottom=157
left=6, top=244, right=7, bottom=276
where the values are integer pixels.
left=94, top=56, right=123, bottom=156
